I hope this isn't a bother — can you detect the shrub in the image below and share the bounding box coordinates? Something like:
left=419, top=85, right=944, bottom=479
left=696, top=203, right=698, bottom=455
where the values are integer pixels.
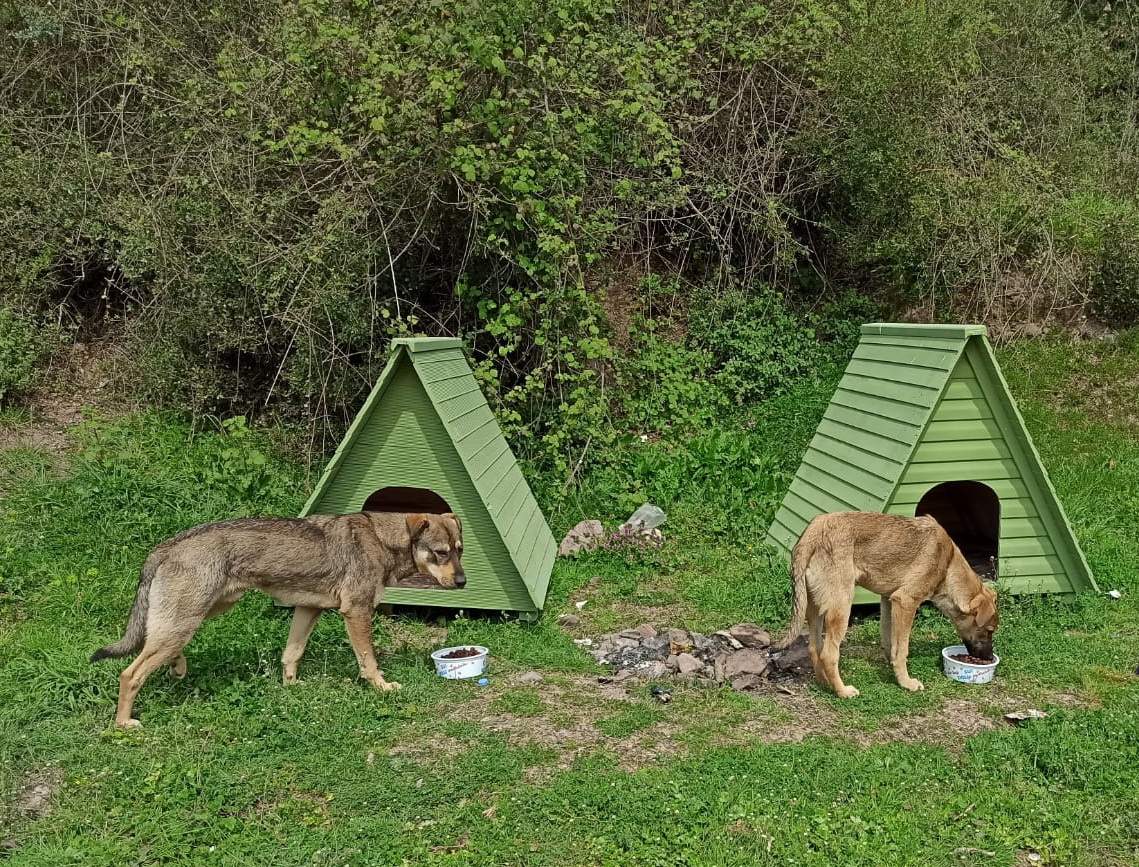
left=0, top=307, right=45, bottom=404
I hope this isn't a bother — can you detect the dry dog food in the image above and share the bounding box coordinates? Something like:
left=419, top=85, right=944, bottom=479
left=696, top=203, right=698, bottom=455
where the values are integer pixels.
left=950, top=652, right=995, bottom=665
left=440, top=646, right=481, bottom=659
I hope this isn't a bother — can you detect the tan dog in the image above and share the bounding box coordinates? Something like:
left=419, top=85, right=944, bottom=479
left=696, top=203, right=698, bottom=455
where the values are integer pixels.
left=776, top=511, right=998, bottom=698
left=91, top=511, right=465, bottom=727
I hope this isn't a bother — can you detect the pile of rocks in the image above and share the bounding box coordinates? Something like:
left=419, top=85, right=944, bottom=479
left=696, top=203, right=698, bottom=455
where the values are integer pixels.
left=585, top=623, right=811, bottom=692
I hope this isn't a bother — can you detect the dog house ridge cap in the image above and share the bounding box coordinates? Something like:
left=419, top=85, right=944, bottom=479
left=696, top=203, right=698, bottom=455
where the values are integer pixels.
left=391, top=336, right=465, bottom=352
left=860, top=323, right=988, bottom=339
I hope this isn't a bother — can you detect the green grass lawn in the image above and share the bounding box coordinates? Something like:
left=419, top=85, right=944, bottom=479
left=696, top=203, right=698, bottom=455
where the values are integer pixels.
left=2, top=335, right=1138, bottom=866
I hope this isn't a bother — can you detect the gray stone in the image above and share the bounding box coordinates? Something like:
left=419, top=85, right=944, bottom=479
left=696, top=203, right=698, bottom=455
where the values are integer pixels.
left=516, top=671, right=543, bottom=686
left=675, top=653, right=702, bottom=674
left=665, top=654, right=680, bottom=671
left=639, top=661, right=669, bottom=679
left=667, top=628, right=691, bottom=646
left=724, top=649, right=769, bottom=679
left=617, top=629, right=646, bottom=641
left=635, top=623, right=658, bottom=639
left=730, top=674, right=764, bottom=691
left=556, top=614, right=581, bottom=628
left=712, top=630, right=744, bottom=650
left=771, top=637, right=811, bottom=673
left=558, top=520, right=604, bottom=556
left=729, top=623, right=771, bottom=648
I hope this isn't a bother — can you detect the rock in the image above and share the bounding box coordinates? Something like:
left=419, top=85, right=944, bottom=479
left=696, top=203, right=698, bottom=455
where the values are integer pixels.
left=730, top=674, right=764, bottom=691
left=712, top=630, right=744, bottom=650
left=675, top=653, right=702, bottom=675
left=639, top=660, right=669, bottom=679
left=516, top=671, right=543, bottom=686
left=771, top=637, right=811, bottom=673
left=713, top=651, right=731, bottom=683
left=558, top=520, right=604, bottom=557
left=724, top=649, right=769, bottom=679
left=556, top=614, right=581, bottom=628
left=617, top=629, right=646, bottom=641
left=1003, top=709, right=1048, bottom=725
left=635, top=623, right=658, bottom=639
left=666, top=628, right=690, bottom=645
left=665, top=654, right=680, bottom=671
left=728, top=623, right=771, bottom=649
left=611, top=635, right=642, bottom=649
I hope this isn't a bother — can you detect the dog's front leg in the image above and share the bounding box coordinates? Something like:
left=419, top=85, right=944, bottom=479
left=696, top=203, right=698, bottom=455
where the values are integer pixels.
left=886, top=592, right=924, bottom=692
left=341, top=605, right=400, bottom=692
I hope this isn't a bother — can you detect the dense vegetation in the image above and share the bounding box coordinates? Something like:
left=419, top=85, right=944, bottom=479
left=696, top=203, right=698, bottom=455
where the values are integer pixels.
left=3, top=0, right=1137, bottom=472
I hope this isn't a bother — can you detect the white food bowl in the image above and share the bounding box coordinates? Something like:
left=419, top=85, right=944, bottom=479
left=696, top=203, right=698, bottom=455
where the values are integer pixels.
left=431, top=645, right=489, bottom=680
left=942, top=644, right=1000, bottom=684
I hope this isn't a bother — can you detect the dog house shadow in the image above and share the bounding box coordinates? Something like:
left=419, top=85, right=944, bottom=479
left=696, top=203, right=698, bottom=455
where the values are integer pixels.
left=916, top=481, right=999, bottom=581
left=364, top=486, right=455, bottom=589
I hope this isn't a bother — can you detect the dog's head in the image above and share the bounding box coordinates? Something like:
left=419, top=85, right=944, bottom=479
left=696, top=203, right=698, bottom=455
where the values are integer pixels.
left=951, top=583, right=999, bottom=659
left=406, top=513, right=466, bottom=588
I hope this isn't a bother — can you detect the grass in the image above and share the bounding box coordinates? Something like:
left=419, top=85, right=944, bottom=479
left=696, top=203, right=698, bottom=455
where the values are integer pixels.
left=1, top=334, right=1138, bottom=865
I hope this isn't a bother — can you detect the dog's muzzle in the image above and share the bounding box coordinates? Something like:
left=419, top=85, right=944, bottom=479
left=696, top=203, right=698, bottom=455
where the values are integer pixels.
left=965, top=638, right=993, bottom=660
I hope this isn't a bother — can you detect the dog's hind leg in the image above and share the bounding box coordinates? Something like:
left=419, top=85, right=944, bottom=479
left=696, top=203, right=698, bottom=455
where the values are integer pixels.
left=341, top=605, right=400, bottom=692
left=282, top=605, right=322, bottom=685
left=819, top=603, right=858, bottom=699
left=115, top=620, right=202, bottom=728
left=886, top=592, right=924, bottom=692
left=169, top=654, right=188, bottom=679
left=806, top=599, right=824, bottom=685
left=879, top=598, right=894, bottom=664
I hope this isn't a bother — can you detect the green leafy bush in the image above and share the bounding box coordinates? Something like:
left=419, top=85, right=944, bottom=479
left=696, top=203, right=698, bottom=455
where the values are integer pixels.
left=2, top=0, right=1137, bottom=475
left=0, top=307, right=44, bottom=404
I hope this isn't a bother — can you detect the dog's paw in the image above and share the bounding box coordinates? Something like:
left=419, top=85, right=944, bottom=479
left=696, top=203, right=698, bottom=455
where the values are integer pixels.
left=116, top=718, right=143, bottom=730
left=169, top=657, right=187, bottom=680
left=836, top=685, right=860, bottom=699
left=899, top=677, right=925, bottom=692
left=379, top=680, right=401, bottom=692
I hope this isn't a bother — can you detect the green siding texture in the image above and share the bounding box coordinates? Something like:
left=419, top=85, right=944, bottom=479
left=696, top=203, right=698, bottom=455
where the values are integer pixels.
left=767, top=323, right=1097, bottom=597
left=301, top=338, right=556, bottom=612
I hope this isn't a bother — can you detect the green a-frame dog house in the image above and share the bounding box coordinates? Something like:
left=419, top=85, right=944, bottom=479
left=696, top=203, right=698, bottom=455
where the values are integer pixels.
left=302, top=337, right=556, bottom=615
left=767, top=323, right=1097, bottom=599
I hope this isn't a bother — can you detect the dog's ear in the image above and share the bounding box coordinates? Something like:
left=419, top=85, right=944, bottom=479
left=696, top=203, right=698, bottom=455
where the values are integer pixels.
left=442, top=512, right=462, bottom=536
left=968, top=590, right=997, bottom=627
left=405, top=513, right=430, bottom=541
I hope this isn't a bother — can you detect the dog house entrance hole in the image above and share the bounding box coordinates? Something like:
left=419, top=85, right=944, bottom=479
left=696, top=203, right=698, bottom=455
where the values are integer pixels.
left=915, top=481, right=1000, bottom=581
left=363, top=487, right=456, bottom=590
left=363, top=486, right=451, bottom=515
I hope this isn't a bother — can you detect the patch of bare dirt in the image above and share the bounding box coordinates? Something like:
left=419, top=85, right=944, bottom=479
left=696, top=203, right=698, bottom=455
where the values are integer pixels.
left=0, top=340, right=125, bottom=457
left=7, top=765, right=63, bottom=821
left=444, top=674, right=685, bottom=777
left=388, top=734, right=468, bottom=764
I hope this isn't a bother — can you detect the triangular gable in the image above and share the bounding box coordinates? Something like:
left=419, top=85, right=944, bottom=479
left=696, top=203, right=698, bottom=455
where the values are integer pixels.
left=301, top=338, right=556, bottom=611
left=955, top=337, right=1095, bottom=591
left=767, top=324, right=1097, bottom=596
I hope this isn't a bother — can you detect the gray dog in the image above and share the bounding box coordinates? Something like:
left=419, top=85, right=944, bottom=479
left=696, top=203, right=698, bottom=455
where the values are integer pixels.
left=92, top=511, right=464, bottom=727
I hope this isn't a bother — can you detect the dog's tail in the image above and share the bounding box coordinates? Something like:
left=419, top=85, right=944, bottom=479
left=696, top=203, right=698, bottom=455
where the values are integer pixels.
left=90, top=552, right=161, bottom=662
left=773, top=532, right=812, bottom=650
